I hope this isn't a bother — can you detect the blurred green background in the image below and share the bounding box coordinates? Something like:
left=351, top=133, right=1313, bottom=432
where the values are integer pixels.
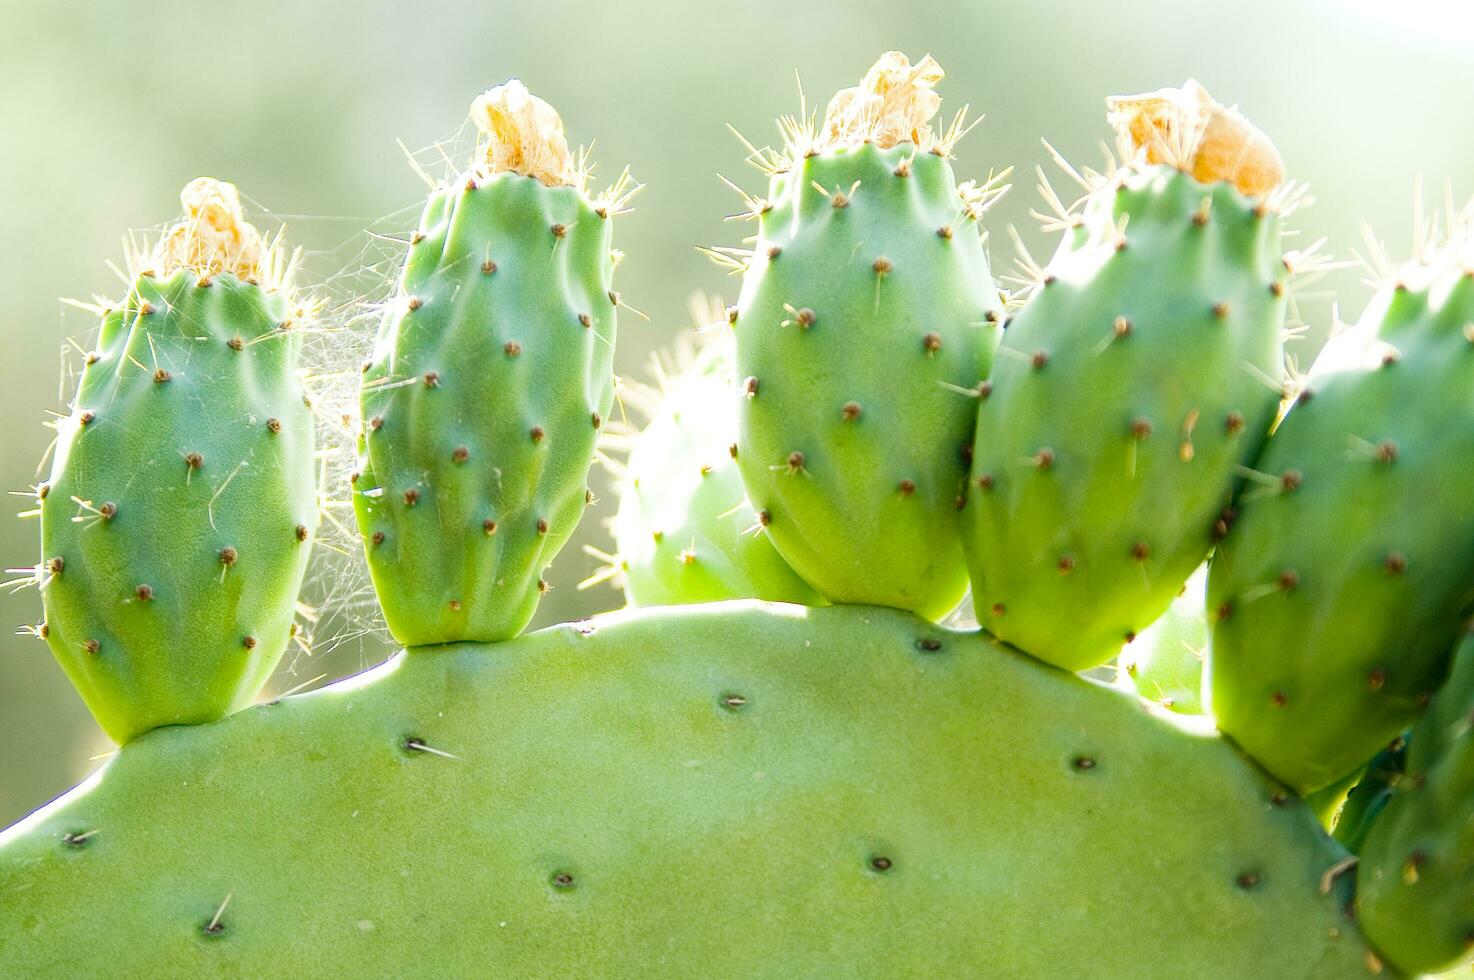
left=2, top=0, right=1472, bottom=827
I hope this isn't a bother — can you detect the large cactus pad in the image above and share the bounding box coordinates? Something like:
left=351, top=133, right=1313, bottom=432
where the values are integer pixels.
left=0, top=604, right=1375, bottom=977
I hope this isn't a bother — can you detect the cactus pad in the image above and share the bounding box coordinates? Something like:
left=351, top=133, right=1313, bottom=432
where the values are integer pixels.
left=0, top=603, right=1374, bottom=977
left=37, top=179, right=316, bottom=744
left=613, top=341, right=824, bottom=607
left=355, top=84, right=630, bottom=645
left=1356, top=631, right=1474, bottom=975
left=1207, top=227, right=1474, bottom=793
left=731, top=53, right=1005, bottom=619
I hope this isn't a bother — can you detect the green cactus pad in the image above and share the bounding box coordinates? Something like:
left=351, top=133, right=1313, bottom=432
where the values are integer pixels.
left=964, top=166, right=1286, bottom=671
left=39, top=265, right=316, bottom=744
left=732, top=143, right=1003, bottom=619
left=0, top=603, right=1377, bottom=977
left=355, top=172, right=617, bottom=645
left=1356, top=631, right=1474, bottom=975
left=1207, top=259, right=1474, bottom=793
left=614, top=343, right=825, bottom=607
left=1121, top=564, right=1209, bottom=713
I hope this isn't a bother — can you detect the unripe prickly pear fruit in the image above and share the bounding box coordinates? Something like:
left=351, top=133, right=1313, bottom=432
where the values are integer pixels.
left=1356, top=630, right=1474, bottom=975
left=963, top=81, right=1290, bottom=670
left=731, top=52, right=1006, bottom=620
left=1120, top=565, right=1208, bottom=713
left=1207, top=212, right=1474, bottom=793
left=37, top=179, right=317, bottom=743
left=355, top=82, right=635, bottom=645
left=612, top=333, right=825, bottom=607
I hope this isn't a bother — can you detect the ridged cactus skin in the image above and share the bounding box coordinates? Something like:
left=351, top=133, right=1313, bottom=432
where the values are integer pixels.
left=615, top=345, right=825, bottom=607
left=1207, top=263, right=1474, bottom=793
left=1356, top=632, right=1474, bottom=975
left=734, top=144, right=1003, bottom=619
left=964, top=168, right=1286, bottom=670
left=39, top=270, right=316, bottom=744
left=1120, top=564, right=1208, bottom=713
left=0, top=603, right=1375, bottom=978
left=355, top=173, right=615, bottom=644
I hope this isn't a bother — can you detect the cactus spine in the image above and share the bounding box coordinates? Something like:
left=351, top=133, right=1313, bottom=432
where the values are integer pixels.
left=1206, top=210, right=1474, bottom=793
left=731, top=53, right=1006, bottom=620
left=962, top=82, right=1290, bottom=670
left=611, top=331, right=825, bottom=607
left=355, top=82, right=634, bottom=645
left=37, top=179, right=317, bottom=743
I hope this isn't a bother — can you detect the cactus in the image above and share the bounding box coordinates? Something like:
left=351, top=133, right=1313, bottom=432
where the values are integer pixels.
left=1119, top=564, right=1208, bottom=713
left=609, top=328, right=825, bottom=607
left=729, top=52, right=1006, bottom=620
left=10, top=61, right=1474, bottom=980
left=962, top=82, right=1291, bottom=671
left=1355, top=630, right=1474, bottom=974
left=1206, top=209, right=1474, bottom=794
left=354, top=82, right=635, bottom=645
left=0, top=602, right=1376, bottom=977
left=34, top=179, right=316, bottom=744
left=1332, top=736, right=1408, bottom=854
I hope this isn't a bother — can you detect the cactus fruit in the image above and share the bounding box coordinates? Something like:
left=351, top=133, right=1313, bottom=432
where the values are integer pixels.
left=730, top=53, right=1006, bottom=620
left=354, top=82, right=635, bottom=645
left=0, top=602, right=1376, bottom=977
left=1120, top=565, right=1208, bottom=713
left=611, top=334, right=825, bottom=607
left=962, top=81, right=1290, bottom=671
left=1356, top=631, right=1474, bottom=974
left=1206, top=209, right=1474, bottom=794
left=35, top=179, right=317, bottom=744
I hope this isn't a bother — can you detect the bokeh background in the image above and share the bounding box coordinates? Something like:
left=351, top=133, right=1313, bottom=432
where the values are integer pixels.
left=3, top=0, right=1472, bottom=827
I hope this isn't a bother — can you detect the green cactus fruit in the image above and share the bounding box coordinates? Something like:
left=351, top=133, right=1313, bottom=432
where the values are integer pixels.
left=1331, top=736, right=1407, bottom=854
left=0, top=602, right=1375, bottom=977
left=1356, top=630, right=1474, bottom=975
left=36, top=179, right=317, bottom=744
left=964, top=81, right=1290, bottom=671
left=612, top=336, right=825, bottom=607
left=355, top=82, right=634, bottom=645
left=1120, top=565, right=1208, bottom=713
left=730, top=52, right=1006, bottom=620
left=1206, top=214, right=1474, bottom=793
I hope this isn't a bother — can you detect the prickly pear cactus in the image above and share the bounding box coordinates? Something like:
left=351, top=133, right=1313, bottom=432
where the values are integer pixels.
left=0, top=603, right=1377, bottom=978
left=730, top=53, right=1006, bottom=620
left=1207, top=214, right=1474, bottom=794
left=962, top=81, right=1291, bottom=671
left=354, top=82, right=635, bottom=645
left=35, top=179, right=317, bottom=744
left=1120, top=564, right=1208, bottom=713
left=9, top=61, right=1472, bottom=980
left=610, top=333, right=825, bottom=607
left=1356, top=629, right=1474, bottom=975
